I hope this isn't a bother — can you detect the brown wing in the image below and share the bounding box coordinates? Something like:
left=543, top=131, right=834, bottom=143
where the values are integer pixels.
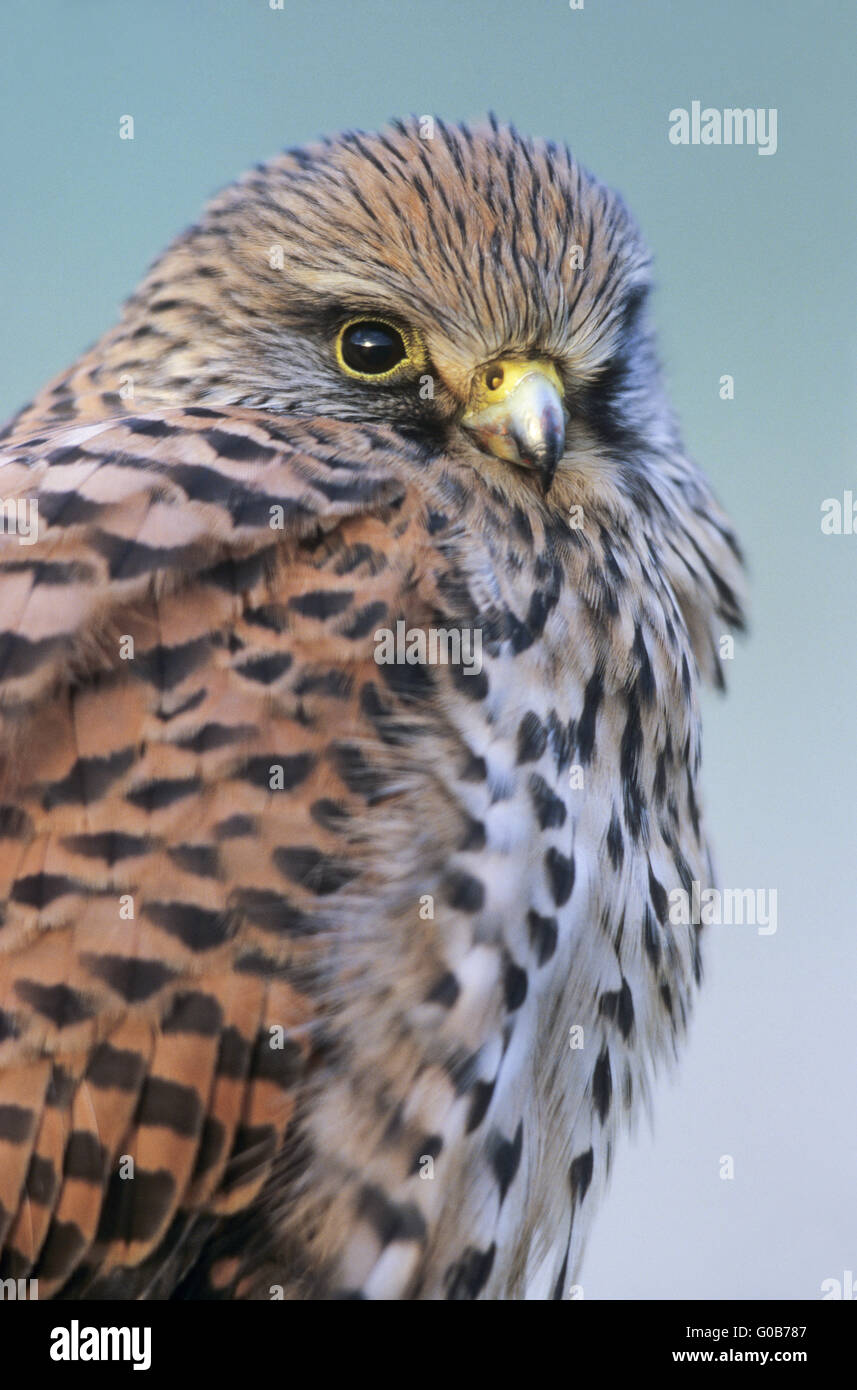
left=0, top=406, right=438, bottom=1297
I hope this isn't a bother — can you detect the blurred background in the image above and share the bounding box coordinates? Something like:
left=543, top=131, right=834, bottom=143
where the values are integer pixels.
left=1, top=0, right=854, bottom=1299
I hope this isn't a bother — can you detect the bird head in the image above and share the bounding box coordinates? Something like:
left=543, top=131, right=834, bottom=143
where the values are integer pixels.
left=106, top=116, right=673, bottom=507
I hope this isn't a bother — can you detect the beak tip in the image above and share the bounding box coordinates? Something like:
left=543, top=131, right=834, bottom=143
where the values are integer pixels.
left=538, top=460, right=558, bottom=497
left=516, top=414, right=565, bottom=497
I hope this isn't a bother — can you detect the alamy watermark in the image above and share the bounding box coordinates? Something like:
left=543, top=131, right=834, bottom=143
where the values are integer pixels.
left=820, top=492, right=857, bottom=534
left=668, top=881, right=777, bottom=935
left=821, top=1270, right=857, bottom=1299
left=50, top=1320, right=151, bottom=1370
left=0, top=497, right=38, bottom=545
left=669, top=102, right=777, bottom=156
left=374, top=620, right=483, bottom=676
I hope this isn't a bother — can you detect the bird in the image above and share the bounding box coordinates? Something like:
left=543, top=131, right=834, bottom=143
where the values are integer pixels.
left=0, top=116, right=744, bottom=1300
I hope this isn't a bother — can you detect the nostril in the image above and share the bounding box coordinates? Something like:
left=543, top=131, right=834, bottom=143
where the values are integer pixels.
left=485, top=365, right=504, bottom=392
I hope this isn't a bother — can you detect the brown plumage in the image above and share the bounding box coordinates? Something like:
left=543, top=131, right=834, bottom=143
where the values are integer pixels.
left=0, top=118, right=744, bottom=1298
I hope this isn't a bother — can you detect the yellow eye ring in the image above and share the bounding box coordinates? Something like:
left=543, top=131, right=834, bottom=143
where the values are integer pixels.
left=335, top=316, right=427, bottom=382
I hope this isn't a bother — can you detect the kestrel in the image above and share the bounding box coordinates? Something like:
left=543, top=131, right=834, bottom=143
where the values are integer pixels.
left=0, top=117, right=744, bottom=1299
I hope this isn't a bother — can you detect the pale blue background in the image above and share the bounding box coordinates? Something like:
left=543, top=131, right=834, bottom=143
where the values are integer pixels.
left=1, top=0, right=854, bottom=1299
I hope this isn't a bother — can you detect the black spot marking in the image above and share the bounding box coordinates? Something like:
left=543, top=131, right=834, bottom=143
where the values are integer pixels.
left=0, top=632, right=63, bottom=682
left=466, top=1078, right=496, bottom=1133
left=86, top=1043, right=147, bottom=1092
left=162, top=992, right=223, bottom=1036
left=167, top=843, right=220, bottom=879
left=576, top=673, right=603, bottom=765
left=45, top=1067, right=76, bottom=1108
left=503, top=958, right=528, bottom=1011
left=34, top=1219, right=88, bottom=1282
left=445, top=1243, right=496, bottom=1299
left=216, top=1028, right=252, bottom=1080
left=289, top=589, right=354, bottom=620
left=450, top=663, right=489, bottom=701
left=357, top=1184, right=427, bottom=1246
left=0, top=1103, right=34, bottom=1143
left=204, top=548, right=279, bottom=594
left=64, top=1131, right=106, bottom=1182
left=681, top=652, right=692, bottom=698
left=648, top=862, right=669, bottom=924
left=691, top=931, right=703, bottom=986
left=0, top=559, right=91, bottom=587
left=11, top=873, right=83, bottom=908
left=653, top=749, right=668, bottom=806
left=569, top=1148, right=594, bottom=1204
left=516, top=711, right=547, bottom=763
left=547, top=711, right=573, bottom=773
left=342, top=600, right=387, bottom=639
left=97, top=1168, right=176, bottom=1244
left=330, top=743, right=386, bottom=799
left=34, top=491, right=101, bottom=527
left=91, top=532, right=202, bottom=581
left=81, top=954, right=176, bottom=1003
left=192, top=1117, right=227, bottom=1179
left=175, top=722, right=255, bottom=756
left=137, top=1076, right=203, bottom=1138
left=545, top=847, right=575, bottom=906
left=632, top=624, right=656, bottom=704
left=606, top=811, right=624, bottom=870
left=248, top=1031, right=303, bottom=1088
left=620, top=690, right=645, bottom=840
left=26, top=1153, right=57, bottom=1206
left=490, top=1121, right=523, bottom=1204
left=0, top=805, right=32, bottom=838
left=60, top=831, right=151, bottom=864
left=460, top=751, right=487, bottom=782
left=686, top=768, right=701, bottom=841
left=333, top=543, right=387, bottom=577
left=133, top=637, right=210, bottom=691
left=126, top=776, right=202, bottom=812
left=203, top=427, right=277, bottom=463
left=0, top=1010, right=20, bottom=1044
left=448, top=1049, right=480, bottom=1095
left=14, top=980, right=93, bottom=1028
left=42, top=748, right=135, bottom=809
left=598, top=978, right=635, bottom=1042
left=235, top=652, right=293, bottom=685
left=426, top=972, right=460, bottom=1008
left=458, top=815, right=486, bottom=851
left=643, top=904, right=661, bottom=968
left=444, top=869, right=485, bottom=913
left=592, top=1047, right=612, bottom=1123
left=233, top=888, right=317, bottom=936
left=527, top=910, right=558, bottom=965
left=273, top=846, right=357, bottom=895
left=294, top=668, right=353, bottom=699
left=528, top=773, right=567, bottom=829
left=145, top=902, right=233, bottom=952
left=214, top=814, right=256, bottom=839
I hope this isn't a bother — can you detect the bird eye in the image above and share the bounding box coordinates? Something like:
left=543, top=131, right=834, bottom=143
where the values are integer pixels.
left=337, top=319, right=410, bottom=378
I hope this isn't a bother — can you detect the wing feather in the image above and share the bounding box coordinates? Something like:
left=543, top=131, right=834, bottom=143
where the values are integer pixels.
left=0, top=406, right=434, bottom=1293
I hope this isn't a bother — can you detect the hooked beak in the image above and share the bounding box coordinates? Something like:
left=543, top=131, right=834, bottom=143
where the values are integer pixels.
left=462, top=359, right=567, bottom=495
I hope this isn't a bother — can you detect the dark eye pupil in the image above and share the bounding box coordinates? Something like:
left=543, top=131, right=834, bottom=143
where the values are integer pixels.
left=341, top=321, right=407, bottom=374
